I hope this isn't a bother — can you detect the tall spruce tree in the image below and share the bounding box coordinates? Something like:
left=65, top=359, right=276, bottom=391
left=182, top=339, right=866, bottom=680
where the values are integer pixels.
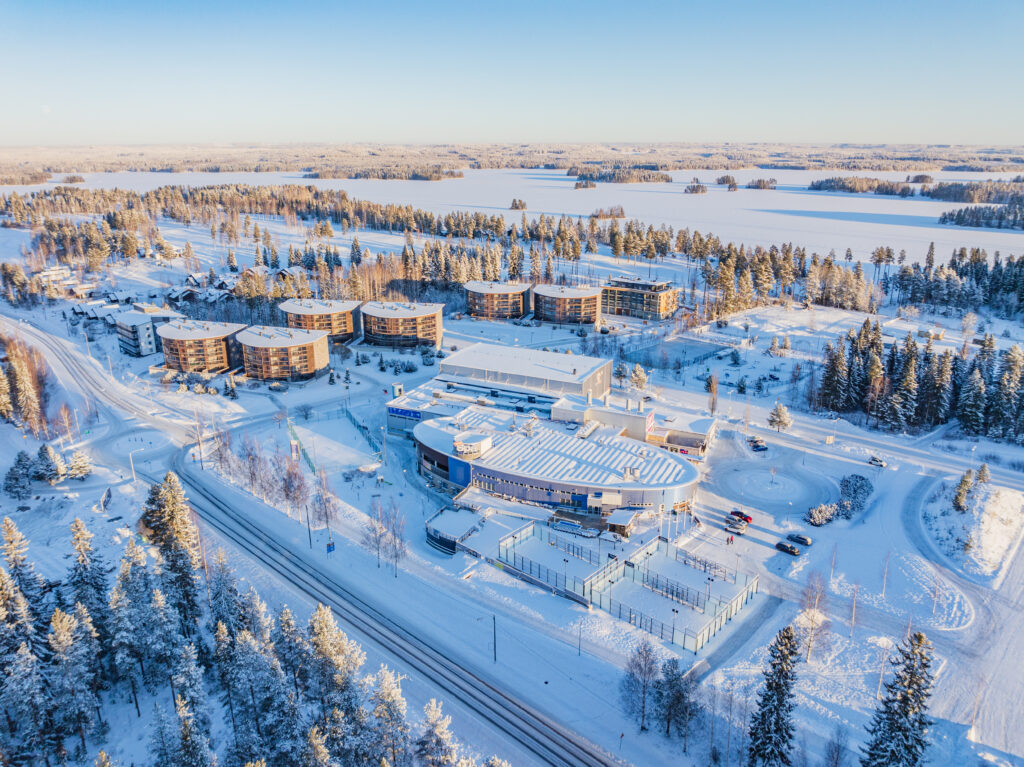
left=956, top=369, right=987, bottom=435
left=861, top=633, right=934, bottom=767
left=748, top=625, right=800, bottom=767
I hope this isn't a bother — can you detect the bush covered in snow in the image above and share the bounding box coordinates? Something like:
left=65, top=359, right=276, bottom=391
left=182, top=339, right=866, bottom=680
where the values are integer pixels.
left=806, top=474, right=873, bottom=526
left=837, top=474, right=872, bottom=518
left=806, top=503, right=838, bottom=526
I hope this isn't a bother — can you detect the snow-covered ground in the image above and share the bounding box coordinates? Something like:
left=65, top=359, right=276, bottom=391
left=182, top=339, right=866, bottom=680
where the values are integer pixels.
left=4, top=171, right=1024, bottom=765
left=5, top=167, right=1024, bottom=261
left=922, top=478, right=1024, bottom=583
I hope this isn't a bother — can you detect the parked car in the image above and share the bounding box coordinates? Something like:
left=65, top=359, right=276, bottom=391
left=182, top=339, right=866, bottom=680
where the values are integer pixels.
left=868, top=456, right=887, bottom=468
left=768, top=373, right=780, bottom=381
left=787, top=533, right=813, bottom=547
left=752, top=444, right=768, bottom=452
left=726, top=522, right=747, bottom=536
left=776, top=542, right=801, bottom=556
left=730, top=509, right=753, bottom=524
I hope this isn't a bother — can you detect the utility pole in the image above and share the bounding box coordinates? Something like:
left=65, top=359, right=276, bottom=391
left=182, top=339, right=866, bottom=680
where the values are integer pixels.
left=850, top=583, right=859, bottom=637
left=492, top=615, right=497, bottom=664
left=82, top=330, right=92, bottom=358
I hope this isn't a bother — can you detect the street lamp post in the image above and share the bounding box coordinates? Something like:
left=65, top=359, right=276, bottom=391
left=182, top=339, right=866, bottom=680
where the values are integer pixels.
left=671, top=608, right=678, bottom=644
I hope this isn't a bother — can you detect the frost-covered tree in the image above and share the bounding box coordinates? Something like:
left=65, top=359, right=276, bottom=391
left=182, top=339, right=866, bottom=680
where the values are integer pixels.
left=0, top=642, right=51, bottom=761
left=67, top=449, right=92, bottom=480
left=956, top=369, right=986, bottom=435
left=108, top=584, right=142, bottom=715
left=33, top=444, right=66, bottom=484
left=953, top=469, right=974, bottom=512
left=414, top=698, right=457, bottom=767
left=307, top=605, right=366, bottom=728
left=208, top=548, right=242, bottom=636
left=860, top=633, right=934, bottom=767
left=653, top=658, right=700, bottom=750
left=48, top=607, right=100, bottom=748
left=620, top=637, right=659, bottom=731
left=274, top=604, right=311, bottom=695
left=172, top=643, right=211, bottom=737
left=748, top=625, right=800, bottom=767
left=141, top=472, right=196, bottom=554
left=2, top=517, right=46, bottom=618
left=145, top=589, right=184, bottom=693
left=149, top=703, right=177, bottom=767
left=368, top=666, right=411, bottom=767
left=0, top=365, right=13, bottom=422
left=174, top=695, right=216, bottom=767
left=630, top=364, right=648, bottom=390
left=767, top=402, right=792, bottom=432
left=301, top=724, right=337, bottom=767
left=3, top=451, right=34, bottom=500
left=67, top=518, right=111, bottom=646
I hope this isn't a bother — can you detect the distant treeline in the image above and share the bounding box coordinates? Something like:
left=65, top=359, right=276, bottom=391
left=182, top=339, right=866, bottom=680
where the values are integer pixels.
left=924, top=179, right=1024, bottom=203
left=569, top=166, right=673, bottom=184
left=305, top=166, right=464, bottom=181
left=0, top=171, right=50, bottom=185
left=573, top=179, right=596, bottom=189
left=808, top=177, right=915, bottom=196
left=940, top=197, right=1024, bottom=230
left=746, top=178, right=777, bottom=190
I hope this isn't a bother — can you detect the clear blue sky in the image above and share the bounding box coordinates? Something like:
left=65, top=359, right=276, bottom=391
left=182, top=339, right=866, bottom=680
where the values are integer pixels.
left=1, top=0, right=1021, bottom=146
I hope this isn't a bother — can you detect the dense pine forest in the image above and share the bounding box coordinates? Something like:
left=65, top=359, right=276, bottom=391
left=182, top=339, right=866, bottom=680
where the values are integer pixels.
left=0, top=473, right=509, bottom=767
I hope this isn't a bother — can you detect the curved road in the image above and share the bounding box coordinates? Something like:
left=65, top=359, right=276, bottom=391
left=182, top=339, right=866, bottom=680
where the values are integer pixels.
left=0, top=314, right=619, bottom=767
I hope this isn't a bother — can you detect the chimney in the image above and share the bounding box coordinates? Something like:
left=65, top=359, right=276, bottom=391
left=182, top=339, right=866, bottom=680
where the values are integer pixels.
left=587, top=392, right=592, bottom=405
left=638, top=401, right=645, bottom=413
left=626, top=399, right=633, bottom=412
left=603, top=393, right=610, bottom=407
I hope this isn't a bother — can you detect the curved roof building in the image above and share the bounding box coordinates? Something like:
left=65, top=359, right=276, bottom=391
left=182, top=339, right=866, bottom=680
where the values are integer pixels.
left=236, top=325, right=329, bottom=380
left=157, top=320, right=246, bottom=372
left=463, top=281, right=531, bottom=319
left=362, top=301, right=444, bottom=348
left=532, top=284, right=602, bottom=326
left=278, top=298, right=361, bottom=341
left=413, top=405, right=699, bottom=514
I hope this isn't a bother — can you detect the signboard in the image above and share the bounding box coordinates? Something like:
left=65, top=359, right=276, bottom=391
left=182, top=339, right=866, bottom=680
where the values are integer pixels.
left=387, top=406, right=422, bottom=420
left=326, top=540, right=335, bottom=553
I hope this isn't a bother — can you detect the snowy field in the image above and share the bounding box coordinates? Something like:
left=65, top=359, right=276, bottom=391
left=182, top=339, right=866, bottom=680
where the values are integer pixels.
left=4, top=167, right=1024, bottom=262
left=4, top=168, right=1024, bottom=765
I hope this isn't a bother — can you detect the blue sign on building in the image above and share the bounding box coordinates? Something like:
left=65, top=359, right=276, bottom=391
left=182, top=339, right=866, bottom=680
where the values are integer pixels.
left=326, top=540, right=335, bottom=553
left=388, top=406, right=422, bottom=420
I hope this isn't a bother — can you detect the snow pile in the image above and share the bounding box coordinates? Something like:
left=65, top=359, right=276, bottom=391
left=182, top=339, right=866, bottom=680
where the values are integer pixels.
left=923, top=480, right=1024, bottom=578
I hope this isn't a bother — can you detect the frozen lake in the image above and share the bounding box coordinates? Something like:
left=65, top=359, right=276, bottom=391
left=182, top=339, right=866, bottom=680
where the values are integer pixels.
left=3, top=167, right=1022, bottom=262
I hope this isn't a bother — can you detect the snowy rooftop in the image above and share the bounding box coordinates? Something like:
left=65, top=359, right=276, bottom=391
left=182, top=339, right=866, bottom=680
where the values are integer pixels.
left=605, top=275, right=674, bottom=291
left=655, top=411, right=718, bottom=437
left=440, top=342, right=609, bottom=385
left=463, top=281, right=532, bottom=295
left=532, top=284, right=603, bottom=299
left=115, top=308, right=183, bottom=327
left=361, top=301, right=444, bottom=319
left=388, top=376, right=559, bottom=420
left=413, top=405, right=699, bottom=492
left=277, top=298, right=362, bottom=316
left=235, top=325, right=328, bottom=348
left=454, top=487, right=553, bottom=520
left=157, top=320, right=247, bottom=341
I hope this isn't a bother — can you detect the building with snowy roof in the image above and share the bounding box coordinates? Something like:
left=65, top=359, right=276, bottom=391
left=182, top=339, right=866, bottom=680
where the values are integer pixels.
left=278, top=298, right=362, bottom=342
left=532, top=284, right=602, bottom=327
left=236, top=326, right=329, bottom=380
left=601, top=276, right=680, bottom=320
left=413, top=404, right=699, bottom=515
left=157, top=320, right=247, bottom=373
left=115, top=305, right=184, bottom=357
left=439, top=342, right=611, bottom=398
left=361, top=301, right=443, bottom=348
left=463, top=281, right=531, bottom=319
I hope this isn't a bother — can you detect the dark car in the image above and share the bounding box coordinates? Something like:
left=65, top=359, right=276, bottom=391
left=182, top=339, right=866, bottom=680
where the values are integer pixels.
left=752, top=444, right=768, bottom=452
left=787, top=534, right=813, bottom=547
left=730, top=509, right=753, bottom=524
left=776, top=542, right=801, bottom=556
